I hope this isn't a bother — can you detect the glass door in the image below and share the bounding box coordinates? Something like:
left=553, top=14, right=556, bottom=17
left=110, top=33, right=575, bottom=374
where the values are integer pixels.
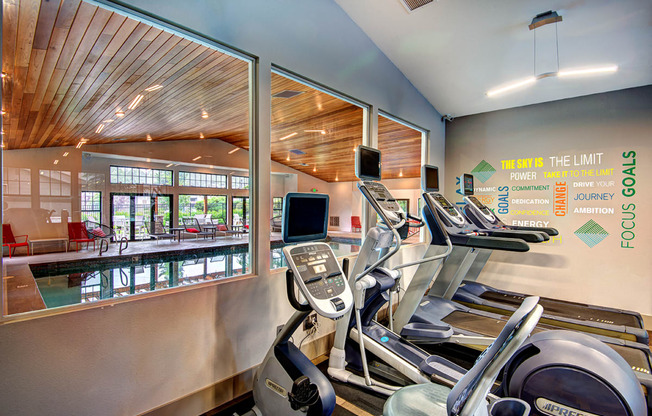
left=232, top=196, right=249, bottom=226
left=111, top=193, right=173, bottom=240
left=112, top=194, right=131, bottom=240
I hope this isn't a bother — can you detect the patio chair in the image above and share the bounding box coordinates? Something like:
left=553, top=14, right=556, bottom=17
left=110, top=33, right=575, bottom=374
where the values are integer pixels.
left=85, top=221, right=116, bottom=243
left=144, top=220, right=175, bottom=243
left=182, top=218, right=214, bottom=240
left=214, top=223, right=242, bottom=238
left=270, top=215, right=282, bottom=232
left=68, top=222, right=96, bottom=252
left=351, top=216, right=362, bottom=232
left=2, top=224, right=30, bottom=258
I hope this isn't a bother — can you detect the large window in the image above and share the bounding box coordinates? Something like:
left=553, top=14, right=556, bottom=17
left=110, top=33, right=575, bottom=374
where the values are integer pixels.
left=231, top=175, right=249, bottom=190
left=272, top=197, right=283, bottom=218
left=1, top=0, right=253, bottom=318
left=179, top=171, right=227, bottom=188
left=179, top=195, right=227, bottom=224
left=109, top=166, right=173, bottom=186
left=81, top=192, right=102, bottom=222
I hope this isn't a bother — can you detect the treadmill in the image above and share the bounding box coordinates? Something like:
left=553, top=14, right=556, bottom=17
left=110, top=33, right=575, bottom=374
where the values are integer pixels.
left=392, top=165, right=651, bottom=378
left=455, top=172, right=647, bottom=337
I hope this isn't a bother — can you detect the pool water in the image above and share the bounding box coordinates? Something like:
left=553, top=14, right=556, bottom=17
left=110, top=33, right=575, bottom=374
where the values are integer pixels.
left=35, top=242, right=359, bottom=309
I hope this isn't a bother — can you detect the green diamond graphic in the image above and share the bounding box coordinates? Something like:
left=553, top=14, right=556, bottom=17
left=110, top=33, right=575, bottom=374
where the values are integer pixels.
left=574, top=219, right=609, bottom=248
left=471, top=160, right=496, bottom=183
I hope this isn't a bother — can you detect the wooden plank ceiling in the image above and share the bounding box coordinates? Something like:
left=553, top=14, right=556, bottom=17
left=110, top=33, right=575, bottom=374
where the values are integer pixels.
left=1, top=0, right=250, bottom=150
left=2, top=0, right=422, bottom=183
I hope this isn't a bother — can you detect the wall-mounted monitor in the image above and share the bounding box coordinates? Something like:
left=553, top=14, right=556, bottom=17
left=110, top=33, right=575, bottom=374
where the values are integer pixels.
left=282, top=193, right=329, bottom=243
left=355, top=145, right=381, bottom=181
left=421, top=165, right=439, bottom=192
left=462, top=173, right=474, bottom=196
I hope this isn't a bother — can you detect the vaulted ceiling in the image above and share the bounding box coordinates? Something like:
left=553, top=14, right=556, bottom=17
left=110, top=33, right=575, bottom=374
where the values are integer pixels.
left=336, top=0, right=652, bottom=117
left=2, top=0, right=422, bottom=183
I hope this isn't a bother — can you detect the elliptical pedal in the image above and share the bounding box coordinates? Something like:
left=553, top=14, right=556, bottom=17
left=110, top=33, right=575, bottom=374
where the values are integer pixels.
left=288, top=376, right=319, bottom=411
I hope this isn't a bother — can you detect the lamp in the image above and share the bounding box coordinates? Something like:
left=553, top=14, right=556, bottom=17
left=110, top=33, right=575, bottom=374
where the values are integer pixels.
left=486, top=10, right=618, bottom=97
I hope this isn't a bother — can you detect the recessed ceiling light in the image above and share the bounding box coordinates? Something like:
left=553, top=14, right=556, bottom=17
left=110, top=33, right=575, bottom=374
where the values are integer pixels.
left=146, top=134, right=152, bottom=141
left=1, top=110, right=5, bottom=115
left=304, top=130, right=326, bottom=135
left=1, top=73, right=6, bottom=78
left=95, top=124, right=105, bottom=134
left=165, top=163, right=173, bottom=167
left=279, top=132, right=298, bottom=141
left=335, top=176, right=339, bottom=182
left=62, top=152, right=69, bottom=157
left=201, top=111, right=209, bottom=119
left=192, top=156, right=201, bottom=161
left=199, top=132, right=205, bottom=139
left=115, top=110, right=125, bottom=117
left=145, top=84, right=163, bottom=92
left=399, top=169, right=403, bottom=177
left=103, top=119, right=114, bottom=123
left=127, top=94, right=144, bottom=110
left=53, top=159, right=59, bottom=165
left=228, top=148, right=239, bottom=154
left=313, top=166, right=317, bottom=172
left=286, top=155, right=291, bottom=161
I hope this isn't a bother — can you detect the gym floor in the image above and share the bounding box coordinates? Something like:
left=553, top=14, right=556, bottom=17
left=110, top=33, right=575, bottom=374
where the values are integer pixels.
left=206, top=359, right=385, bottom=416
left=204, top=332, right=652, bottom=416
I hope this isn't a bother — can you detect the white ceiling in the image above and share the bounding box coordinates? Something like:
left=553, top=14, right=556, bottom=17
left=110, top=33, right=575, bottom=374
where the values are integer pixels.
left=336, top=0, right=652, bottom=117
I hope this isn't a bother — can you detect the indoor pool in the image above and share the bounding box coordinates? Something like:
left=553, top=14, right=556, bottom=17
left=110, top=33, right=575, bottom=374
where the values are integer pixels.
left=33, top=242, right=359, bottom=309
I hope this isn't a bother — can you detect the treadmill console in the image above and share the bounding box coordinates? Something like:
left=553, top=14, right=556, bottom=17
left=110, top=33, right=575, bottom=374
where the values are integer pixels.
left=283, top=242, right=353, bottom=319
left=464, top=196, right=497, bottom=223
left=427, top=193, right=466, bottom=227
left=359, top=181, right=404, bottom=225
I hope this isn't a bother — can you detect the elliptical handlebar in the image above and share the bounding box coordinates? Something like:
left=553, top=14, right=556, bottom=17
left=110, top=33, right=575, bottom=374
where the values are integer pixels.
left=286, top=269, right=312, bottom=312
left=406, top=213, right=425, bottom=228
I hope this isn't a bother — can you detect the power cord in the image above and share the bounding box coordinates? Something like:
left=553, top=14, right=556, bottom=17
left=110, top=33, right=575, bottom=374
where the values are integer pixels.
left=298, top=320, right=320, bottom=351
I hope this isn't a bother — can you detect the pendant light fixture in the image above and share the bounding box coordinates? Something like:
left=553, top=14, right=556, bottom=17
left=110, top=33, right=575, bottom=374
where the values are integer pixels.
left=486, top=11, right=618, bottom=97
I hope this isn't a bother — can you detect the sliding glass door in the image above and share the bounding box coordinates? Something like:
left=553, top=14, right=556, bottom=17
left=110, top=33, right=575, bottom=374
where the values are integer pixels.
left=111, top=193, right=173, bottom=241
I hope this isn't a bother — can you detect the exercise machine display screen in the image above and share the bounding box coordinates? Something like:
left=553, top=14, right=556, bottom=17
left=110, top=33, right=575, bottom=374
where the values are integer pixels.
left=360, top=181, right=403, bottom=224
left=467, top=196, right=494, bottom=218
left=421, top=165, right=439, bottom=192
left=462, top=173, right=474, bottom=196
left=426, top=192, right=466, bottom=227
left=283, top=193, right=329, bottom=243
left=356, top=145, right=381, bottom=181
left=283, top=242, right=352, bottom=318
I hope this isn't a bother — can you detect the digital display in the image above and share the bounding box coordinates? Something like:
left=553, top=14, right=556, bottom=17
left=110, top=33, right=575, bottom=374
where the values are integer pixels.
left=356, top=145, right=381, bottom=181
left=434, top=194, right=453, bottom=208
left=421, top=165, right=439, bottom=192
left=463, top=173, right=474, bottom=196
left=283, top=193, right=329, bottom=243
left=313, top=264, right=326, bottom=273
left=468, top=196, right=486, bottom=209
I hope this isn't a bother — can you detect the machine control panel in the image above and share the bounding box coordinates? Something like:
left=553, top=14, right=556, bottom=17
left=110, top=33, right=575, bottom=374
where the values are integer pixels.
left=359, top=181, right=404, bottom=225
left=283, top=242, right=353, bottom=319
left=465, top=196, right=496, bottom=223
left=428, top=193, right=467, bottom=227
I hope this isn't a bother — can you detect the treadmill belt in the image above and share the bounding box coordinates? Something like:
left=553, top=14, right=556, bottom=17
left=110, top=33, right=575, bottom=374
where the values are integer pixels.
left=442, top=311, right=651, bottom=374
left=480, top=292, right=641, bottom=328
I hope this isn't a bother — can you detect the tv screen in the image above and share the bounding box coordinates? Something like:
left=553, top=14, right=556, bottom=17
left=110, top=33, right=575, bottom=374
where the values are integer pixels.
left=421, top=165, right=439, bottom=192
left=463, top=173, right=474, bottom=196
left=355, top=145, right=381, bottom=181
left=282, top=193, right=329, bottom=243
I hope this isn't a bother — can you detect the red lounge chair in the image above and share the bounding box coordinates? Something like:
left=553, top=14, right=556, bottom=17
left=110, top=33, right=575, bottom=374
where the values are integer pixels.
left=68, top=222, right=96, bottom=252
left=2, top=224, right=30, bottom=258
left=351, top=216, right=362, bottom=232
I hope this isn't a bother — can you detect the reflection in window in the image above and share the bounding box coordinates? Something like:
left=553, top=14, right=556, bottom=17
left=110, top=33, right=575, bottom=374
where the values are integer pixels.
left=179, top=171, right=227, bottom=188
left=2, top=167, right=31, bottom=195
left=231, top=175, right=249, bottom=189
left=39, top=170, right=71, bottom=196
left=109, top=166, right=172, bottom=186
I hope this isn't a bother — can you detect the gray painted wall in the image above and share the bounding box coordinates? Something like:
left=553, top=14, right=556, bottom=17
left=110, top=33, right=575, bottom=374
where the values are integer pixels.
left=444, top=86, right=651, bottom=323
left=0, top=1, right=443, bottom=415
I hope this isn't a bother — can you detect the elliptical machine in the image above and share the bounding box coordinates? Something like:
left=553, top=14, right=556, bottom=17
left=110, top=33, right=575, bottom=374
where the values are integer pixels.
left=243, top=193, right=353, bottom=415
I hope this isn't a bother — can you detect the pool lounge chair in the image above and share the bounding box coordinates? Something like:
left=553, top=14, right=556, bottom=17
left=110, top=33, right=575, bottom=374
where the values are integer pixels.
left=145, top=220, right=176, bottom=243
left=182, top=218, right=214, bottom=240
